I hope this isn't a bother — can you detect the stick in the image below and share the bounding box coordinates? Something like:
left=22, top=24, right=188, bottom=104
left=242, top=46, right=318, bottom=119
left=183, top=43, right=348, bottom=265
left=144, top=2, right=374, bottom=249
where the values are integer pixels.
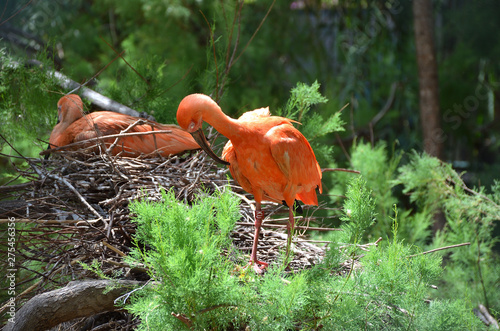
left=235, top=222, right=342, bottom=231
left=102, top=240, right=126, bottom=257
left=105, top=119, right=147, bottom=154
left=322, top=168, right=361, bottom=174
left=407, top=242, right=470, bottom=258
left=0, top=218, right=103, bottom=224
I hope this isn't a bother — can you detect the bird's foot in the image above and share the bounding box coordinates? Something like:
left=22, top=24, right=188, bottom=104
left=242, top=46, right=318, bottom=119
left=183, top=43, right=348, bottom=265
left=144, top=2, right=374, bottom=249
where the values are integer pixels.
left=244, top=260, right=269, bottom=274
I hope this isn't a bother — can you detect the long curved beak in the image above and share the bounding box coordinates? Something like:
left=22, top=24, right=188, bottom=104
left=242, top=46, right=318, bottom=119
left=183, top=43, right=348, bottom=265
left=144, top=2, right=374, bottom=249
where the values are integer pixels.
left=191, top=129, right=230, bottom=166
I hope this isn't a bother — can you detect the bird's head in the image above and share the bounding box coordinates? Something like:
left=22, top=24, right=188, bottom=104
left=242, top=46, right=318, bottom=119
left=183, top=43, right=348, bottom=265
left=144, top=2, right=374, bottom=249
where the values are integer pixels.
left=177, top=93, right=215, bottom=132
left=57, top=94, right=84, bottom=125
left=177, top=94, right=229, bottom=166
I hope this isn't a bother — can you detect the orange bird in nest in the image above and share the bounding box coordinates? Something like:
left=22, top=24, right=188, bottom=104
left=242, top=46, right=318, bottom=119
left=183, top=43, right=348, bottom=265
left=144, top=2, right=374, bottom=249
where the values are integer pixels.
left=46, top=94, right=200, bottom=157
left=177, top=94, right=322, bottom=272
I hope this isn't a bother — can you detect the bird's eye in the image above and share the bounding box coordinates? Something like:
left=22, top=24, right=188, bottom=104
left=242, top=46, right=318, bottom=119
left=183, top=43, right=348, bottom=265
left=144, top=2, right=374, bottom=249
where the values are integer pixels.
left=188, top=122, right=195, bottom=131
left=58, top=106, right=62, bottom=111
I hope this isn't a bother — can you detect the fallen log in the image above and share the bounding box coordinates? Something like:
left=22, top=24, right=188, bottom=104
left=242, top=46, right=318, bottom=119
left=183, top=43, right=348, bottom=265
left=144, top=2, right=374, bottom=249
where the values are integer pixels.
left=3, top=279, right=143, bottom=331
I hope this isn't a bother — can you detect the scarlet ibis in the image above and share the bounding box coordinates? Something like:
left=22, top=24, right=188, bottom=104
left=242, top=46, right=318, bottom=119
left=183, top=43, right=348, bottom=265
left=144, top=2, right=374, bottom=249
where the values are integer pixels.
left=46, top=94, right=200, bottom=157
left=177, top=94, right=322, bottom=272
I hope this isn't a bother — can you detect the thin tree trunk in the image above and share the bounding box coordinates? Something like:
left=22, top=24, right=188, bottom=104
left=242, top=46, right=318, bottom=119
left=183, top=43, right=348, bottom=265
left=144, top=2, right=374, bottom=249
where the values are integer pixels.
left=413, top=0, right=446, bottom=233
left=413, top=0, right=443, bottom=160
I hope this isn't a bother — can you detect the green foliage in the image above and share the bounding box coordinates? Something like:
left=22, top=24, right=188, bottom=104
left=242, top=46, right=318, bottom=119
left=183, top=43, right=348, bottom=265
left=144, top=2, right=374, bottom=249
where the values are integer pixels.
left=340, top=177, right=376, bottom=245
left=0, top=50, right=61, bottom=147
left=330, top=141, right=434, bottom=245
left=349, top=141, right=402, bottom=236
left=395, top=151, right=500, bottom=312
left=79, top=259, right=114, bottom=280
left=126, top=188, right=242, bottom=330
left=330, top=143, right=500, bottom=324
left=0, top=50, right=64, bottom=183
left=278, top=81, right=345, bottom=165
left=281, top=80, right=328, bottom=121
left=125, top=183, right=480, bottom=330
left=99, top=56, right=180, bottom=123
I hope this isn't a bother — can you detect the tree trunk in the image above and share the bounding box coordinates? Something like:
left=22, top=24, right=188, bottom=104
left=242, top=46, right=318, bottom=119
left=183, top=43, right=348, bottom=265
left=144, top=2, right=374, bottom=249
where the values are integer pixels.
left=413, top=0, right=443, bottom=160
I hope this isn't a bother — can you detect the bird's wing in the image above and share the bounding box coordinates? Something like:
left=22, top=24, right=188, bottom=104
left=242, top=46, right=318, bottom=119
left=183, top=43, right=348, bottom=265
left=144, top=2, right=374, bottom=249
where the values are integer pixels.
left=222, top=140, right=283, bottom=204
left=222, top=140, right=254, bottom=195
left=267, top=124, right=322, bottom=205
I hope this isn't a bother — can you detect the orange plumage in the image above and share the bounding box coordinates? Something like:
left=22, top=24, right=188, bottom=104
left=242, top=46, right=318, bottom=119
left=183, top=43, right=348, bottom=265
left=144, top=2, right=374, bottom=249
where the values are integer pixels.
left=177, top=93, right=322, bottom=272
left=48, top=94, right=199, bottom=157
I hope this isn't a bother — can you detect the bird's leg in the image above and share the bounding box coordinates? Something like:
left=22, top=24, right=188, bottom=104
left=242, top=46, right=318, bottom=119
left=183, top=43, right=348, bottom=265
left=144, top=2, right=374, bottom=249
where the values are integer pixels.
left=284, top=207, right=295, bottom=265
left=246, top=202, right=268, bottom=273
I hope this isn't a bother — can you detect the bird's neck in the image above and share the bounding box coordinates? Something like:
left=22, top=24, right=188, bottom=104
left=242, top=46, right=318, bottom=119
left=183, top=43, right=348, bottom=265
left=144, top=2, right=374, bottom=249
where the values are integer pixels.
left=203, top=104, right=244, bottom=143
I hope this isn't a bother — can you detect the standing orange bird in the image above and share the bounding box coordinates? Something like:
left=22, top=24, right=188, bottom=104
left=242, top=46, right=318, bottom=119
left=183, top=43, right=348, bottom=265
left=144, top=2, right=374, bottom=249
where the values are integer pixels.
left=177, top=94, right=322, bottom=272
left=46, top=94, right=200, bottom=157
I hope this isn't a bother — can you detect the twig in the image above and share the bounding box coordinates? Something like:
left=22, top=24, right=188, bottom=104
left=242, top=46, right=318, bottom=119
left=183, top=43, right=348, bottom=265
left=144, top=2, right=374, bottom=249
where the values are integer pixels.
left=370, top=82, right=398, bottom=127
left=322, top=168, right=361, bottom=174
left=235, top=222, right=341, bottom=231
left=67, top=50, right=126, bottom=95
left=0, top=0, right=34, bottom=27
left=217, top=1, right=244, bottom=100
left=335, top=132, right=351, bottom=162
left=100, top=36, right=150, bottom=85
left=0, top=218, right=102, bottom=224
left=200, top=10, right=220, bottom=100
left=233, top=0, right=276, bottom=64
left=407, top=242, right=470, bottom=258
left=336, top=237, right=383, bottom=252
left=102, top=240, right=126, bottom=257
left=105, top=119, right=147, bottom=154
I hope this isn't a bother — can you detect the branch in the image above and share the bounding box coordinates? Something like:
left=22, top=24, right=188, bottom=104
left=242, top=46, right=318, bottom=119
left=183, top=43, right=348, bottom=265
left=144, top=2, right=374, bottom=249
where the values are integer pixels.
left=171, top=312, right=193, bottom=329
left=369, top=82, right=399, bottom=127
left=407, top=242, right=470, bottom=258
left=474, top=304, right=499, bottom=329
left=233, top=0, right=276, bottom=64
left=322, top=168, right=361, bottom=174
left=235, top=222, right=342, bottom=231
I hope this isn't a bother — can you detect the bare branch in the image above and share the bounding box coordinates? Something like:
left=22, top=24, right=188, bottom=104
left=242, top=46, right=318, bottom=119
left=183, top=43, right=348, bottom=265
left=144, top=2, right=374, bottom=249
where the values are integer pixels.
left=407, top=242, right=470, bottom=258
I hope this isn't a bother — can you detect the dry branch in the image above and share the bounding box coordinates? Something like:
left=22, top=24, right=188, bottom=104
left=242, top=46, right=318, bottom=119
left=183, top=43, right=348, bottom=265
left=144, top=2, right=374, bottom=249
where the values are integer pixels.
left=407, top=242, right=471, bottom=258
left=235, top=222, right=342, bottom=231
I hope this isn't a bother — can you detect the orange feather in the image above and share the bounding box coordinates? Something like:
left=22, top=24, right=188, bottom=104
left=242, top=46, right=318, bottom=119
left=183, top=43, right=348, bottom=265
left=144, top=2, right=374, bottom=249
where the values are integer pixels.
left=48, top=94, right=199, bottom=157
